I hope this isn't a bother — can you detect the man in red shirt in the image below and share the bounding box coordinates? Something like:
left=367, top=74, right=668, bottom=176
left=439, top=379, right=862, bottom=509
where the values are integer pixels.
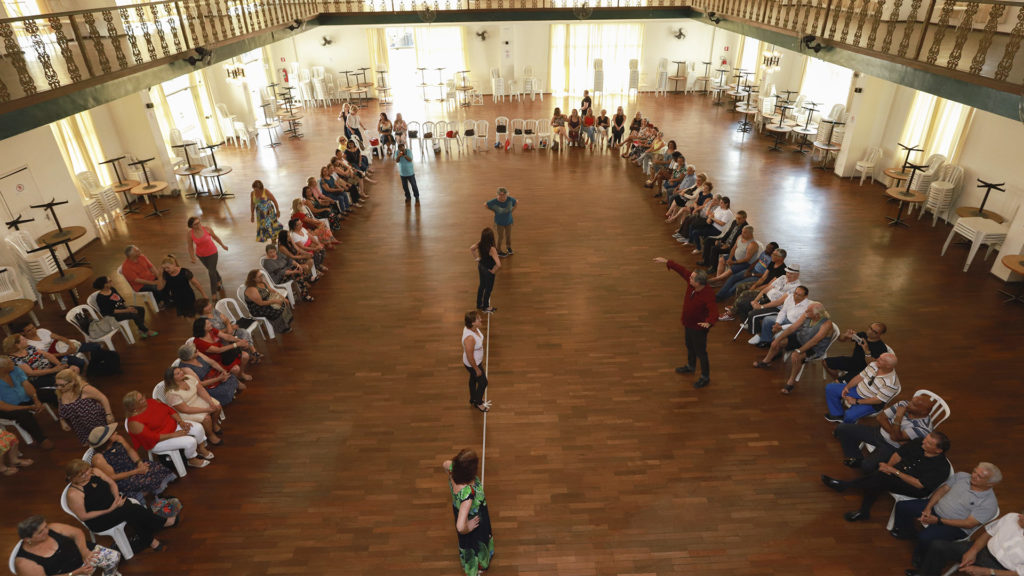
left=655, top=257, right=718, bottom=388
left=121, top=245, right=165, bottom=308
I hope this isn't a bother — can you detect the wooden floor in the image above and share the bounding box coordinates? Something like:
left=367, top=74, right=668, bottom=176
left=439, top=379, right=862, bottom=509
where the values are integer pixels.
left=3, top=92, right=1023, bottom=576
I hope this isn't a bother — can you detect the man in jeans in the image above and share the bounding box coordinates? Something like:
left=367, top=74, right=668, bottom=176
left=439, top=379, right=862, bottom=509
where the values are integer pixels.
left=394, top=143, right=419, bottom=203
left=485, top=187, right=517, bottom=257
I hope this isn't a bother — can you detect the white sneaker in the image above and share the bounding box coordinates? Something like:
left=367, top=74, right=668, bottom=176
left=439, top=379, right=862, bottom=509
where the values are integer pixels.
left=747, top=334, right=762, bottom=345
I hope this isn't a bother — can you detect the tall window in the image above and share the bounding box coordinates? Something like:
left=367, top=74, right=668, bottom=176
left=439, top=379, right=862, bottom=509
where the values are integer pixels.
left=413, top=26, right=467, bottom=82
left=549, top=23, right=644, bottom=97
left=739, top=38, right=761, bottom=84
left=799, top=57, right=853, bottom=114
left=51, top=110, right=108, bottom=198
left=899, top=91, right=974, bottom=164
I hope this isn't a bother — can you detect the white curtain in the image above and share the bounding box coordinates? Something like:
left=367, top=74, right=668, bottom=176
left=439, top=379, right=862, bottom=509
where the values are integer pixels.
left=899, top=91, right=974, bottom=165
left=51, top=110, right=108, bottom=198
left=799, top=57, right=853, bottom=114
left=414, top=26, right=467, bottom=83
left=549, top=23, right=644, bottom=97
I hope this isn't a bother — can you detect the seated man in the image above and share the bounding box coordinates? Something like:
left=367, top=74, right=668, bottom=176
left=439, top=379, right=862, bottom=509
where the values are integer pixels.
left=824, top=353, right=901, bottom=423
left=121, top=245, right=167, bottom=308
left=723, top=261, right=799, bottom=323
left=661, top=161, right=696, bottom=204
left=750, top=285, right=812, bottom=346
left=716, top=241, right=780, bottom=302
left=752, top=301, right=833, bottom=394
left=915, top=510, right=1024, bottom=576
left=821, top=431, right=952, bottom=523
left=701, top=213, right=750, bottom=271
left=687, top=196, right=734, bottom=252
left=824, top=323, right=889, bottom=382
left=894, top=463, right=1001, bottom=571
left=834, top=391, right=936, bottom=472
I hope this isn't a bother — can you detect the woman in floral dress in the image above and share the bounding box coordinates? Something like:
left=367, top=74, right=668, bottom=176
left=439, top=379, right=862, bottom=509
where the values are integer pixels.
left=88, top=423, right=176, bottom=503
left=55, top=370, right=114, bottom=446
left=443, top=449, right=494, bottom=576
left=249, top=179, right=283, bottom=242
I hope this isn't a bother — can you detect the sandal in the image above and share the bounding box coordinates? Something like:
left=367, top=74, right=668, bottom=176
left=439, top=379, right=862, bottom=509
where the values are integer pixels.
left=753, top=361, right=772, bottom=369
left=780, top=385, right=795, bottom=395
left=474, top=402, right=490, bottom=413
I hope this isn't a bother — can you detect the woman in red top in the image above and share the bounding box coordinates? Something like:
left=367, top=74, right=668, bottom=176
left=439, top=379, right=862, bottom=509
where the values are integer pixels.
left=192, top=318, right=253, bottom=383
left=123, top=390, right=213, bottom=468
left=186, top=216, right=229, bottom=300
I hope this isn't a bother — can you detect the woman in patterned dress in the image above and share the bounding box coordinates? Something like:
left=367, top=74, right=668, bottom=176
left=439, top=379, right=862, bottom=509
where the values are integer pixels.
left=0, top=428, right=32, bottom=476
left=88, top=423, right=176, bottom=503
left=243, top=269, right=293, bottom=335
left=443, top=449, right=494, bottom=576
left=55, top=370, right=114, bottom=446
left=249, top=180, right=284, bottom=242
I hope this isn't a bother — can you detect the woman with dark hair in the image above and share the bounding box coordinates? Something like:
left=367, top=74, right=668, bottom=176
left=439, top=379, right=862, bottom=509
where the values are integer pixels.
left=249, top=180, right=283, bottom=242
left=177, top=340, right=242, bottom=404
left=92, top=276, right=157, bottom=338
left=88, top=423, right=176, bottom=504
left=308, top=175, right=349, bottom=215
left=610, top=106, right=626, bottom=148
left=195, top=298, right=258, bottom=353
left=378, top=112, right=395, bottom=156
left=442, top=449, right=494, bottom=576
left=302, top=185, right=342, bottom=231
left=263, top=244, right=314, bottom=302
left=319, top=165, right=352, bottom=211
left=63, top=459, right=177, bottom=552
left=3, top=333, right=69, bottom=400
left=288, top=218, right=327, bottom=272
left=163, top=365, right=222, bottom=446
left=290, top=198, right=339, bottom=249
left=160, top=254, right=204, bottom=318
left=461, top=311, right=490, bottom=413
left=14, top=514, right=121, bottom=576
left=243, top=270, right=293, bottom=335
left=277, top=229, right=319, bottom=277
left=192, top=318, right=253, bottom=382
left=567, top=109, right=582, bottom=147
left=186, top=216, right=228, bottom=300
left=470, top=228, right=501, bottom=313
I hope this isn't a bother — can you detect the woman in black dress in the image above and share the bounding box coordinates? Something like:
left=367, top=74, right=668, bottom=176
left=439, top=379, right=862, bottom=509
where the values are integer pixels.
left=611, top=106, right=626, bottom=147
left=160, top=255, right=205, bottom=318
left=470, top=228, right=501, bottom=313
left=14, top=514, right=121, bottom=576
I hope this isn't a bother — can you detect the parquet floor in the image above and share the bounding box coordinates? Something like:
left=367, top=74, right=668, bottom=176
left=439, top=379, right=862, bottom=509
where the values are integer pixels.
left=2, top=92, right=1022, bottom=576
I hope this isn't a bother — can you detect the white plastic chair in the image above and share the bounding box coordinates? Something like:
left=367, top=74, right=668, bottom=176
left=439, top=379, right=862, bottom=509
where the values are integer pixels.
left=854, top=146, right=882, bottom=186
left=628, top=59, right=640, bottom=99
left=442, top=121, right=461, bottom=154
left=535, top=118, right=551, bottom=149
left=782, top=322, right=842, bottom=383
left=64, top=305, right=130, bottom=352
left=886, top=464, right=955, bottom=531
left=523, top=119, right=538, bottom=149
left=86, top=292, right=136, bottom=344
left=909, top=153, right=947, bottom=195
left=216, top=296, right=270, bottom=341
left=407, top=121, right=421, bottom=153
left=420, top=121, right=436, bottom=154
left=475, top=120, right=489, bottom=151
left=919, top=164, right=964, bottom=225
left=82, top=447, right=95, bottom=463
left=510, top=118, right=525, bottom=148
left=912, top=389, right=951, bottom=428
left=124, top=413, right=188, bottom=479
left=115, top=264, right=159, bottom=313
left=237, top=285, right=277, bottom=340
left=490, top=68, right=506, bottom=103
left=941, top=205, right=1019, bottom=272
left=461, top=120, right=477, bottom=152
left=9, top=540, right=23, bottom=573
left=494, top=116, right=509, bottom=146
left=60, top=484, right=135, bottom=559
left=256, top=262, right=296, bottom=305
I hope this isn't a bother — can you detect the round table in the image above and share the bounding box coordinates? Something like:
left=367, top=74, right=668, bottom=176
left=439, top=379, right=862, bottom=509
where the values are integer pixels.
left=37, top=267, right=92, bottom=306
left=736, top=106, right=756, bottom=133
left=281, top=114, right=303, bottom=139
left=793, top=126, right=817, bottom=154
left=956, top=206, right=1005, bottom=224
left=456, top=85, right=474, bottom=107
left=131, top=181, right=169, bottom=218
left=112, top=180, right=142, bottom=215
left=883, top=168, right=911, bottom=187
left=0, top=298, right=39, bottom=335
left=998, top=255, right=1024, bottom=304
left=175, top=165, right=207, bottom=197
left=884, top=188, right=927, bottom=228
left=37, top=225, right=89, bottom=267
left=201, top=165, right=233, bottom=200
left=766, top=124, right=792, bottom=152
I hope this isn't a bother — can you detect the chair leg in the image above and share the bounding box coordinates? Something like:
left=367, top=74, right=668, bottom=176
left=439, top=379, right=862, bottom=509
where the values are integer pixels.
left=941, top=227, right=959, bottom=255
left=109, top=525, right=135, bottom=560
left=964, top=238, right=983, bottom=272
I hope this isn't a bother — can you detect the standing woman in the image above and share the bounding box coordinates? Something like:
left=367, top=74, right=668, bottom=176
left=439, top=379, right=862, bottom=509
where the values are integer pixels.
left=160, top=254, right=205, bottom=318
left=338, top=102, right=352, bottom=139
left=393, top=113, right=408, bottom=147
left=378, top=112, right=395, bottom=156
left=346, top=105, right=366, bottom=143
left=470, top=228, right=501, bottom=313
left=249, top=180, right=283, bottom=243
left=610, top=106, right=626, bottom=148
left=442, top=449, right=494, bottom=576
left=186, top=216, right=229, bottom=300
left=461, top=311, right=490, bottom=413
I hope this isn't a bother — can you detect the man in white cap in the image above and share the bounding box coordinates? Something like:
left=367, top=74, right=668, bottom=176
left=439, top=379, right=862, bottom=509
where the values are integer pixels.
left=724, top=263, right=802, bottom=326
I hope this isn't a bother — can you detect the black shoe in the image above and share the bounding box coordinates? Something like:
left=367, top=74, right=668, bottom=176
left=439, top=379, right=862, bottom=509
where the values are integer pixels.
left=693, top=376, right=710, bottom=389
left=844, top=510, right=869, bottom=522
left=824, top=413, right=844, bottom=423
left=905, top=570, right=921, bottom=576
left=675, top=365, right=695, bottom=374
left=821, top=475, right=846, bottom=492
left=842, top=457, right=863, bottom=469
left=890, top=528, right=915, bottom=540
left=756, top=342, right=770, bottom=349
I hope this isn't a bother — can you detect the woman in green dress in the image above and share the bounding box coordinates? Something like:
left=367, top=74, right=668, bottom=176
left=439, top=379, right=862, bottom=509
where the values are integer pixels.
left=249, top=180, right=283, bottom=242
left=443, top=449, right=494, bottom=576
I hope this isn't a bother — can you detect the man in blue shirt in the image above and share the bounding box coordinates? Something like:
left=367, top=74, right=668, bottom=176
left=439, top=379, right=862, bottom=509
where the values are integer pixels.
left=485, top=187, right=517, bottom=257
left=394, top=143, right=419, bottom=203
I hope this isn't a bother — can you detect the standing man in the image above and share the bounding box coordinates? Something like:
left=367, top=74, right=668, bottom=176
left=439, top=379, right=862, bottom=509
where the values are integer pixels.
left=654, top=257, right=717, bottom=388
left=580, top=90, right=592, bottom=115
left=485, top=187, right=517, bottom=257
left=394, top=142, right=419, bottom=204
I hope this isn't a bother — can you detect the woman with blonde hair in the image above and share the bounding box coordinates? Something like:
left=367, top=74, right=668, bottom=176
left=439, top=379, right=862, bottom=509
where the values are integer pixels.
left=163, top=365, right=222, bottom=446
left=123, top=389, right=212, bottom=469
left=160, top=254, right=205, bottom=317
left=55, top=369, right=114, bottom=446
left=290, top=198, right=339, bottom=248
left=393, top=112, right=408, bottom=146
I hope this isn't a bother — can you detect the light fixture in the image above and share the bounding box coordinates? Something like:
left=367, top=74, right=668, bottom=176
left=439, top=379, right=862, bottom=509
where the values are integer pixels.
left=707, top=11, right=721, bottom=24
left=286, top=18, right=302, bottom=32
left=225, top=63, right=246, bottom=83
left=802, top=35, right=824, bottom=53
left=761, top=46, right=782, bottom=74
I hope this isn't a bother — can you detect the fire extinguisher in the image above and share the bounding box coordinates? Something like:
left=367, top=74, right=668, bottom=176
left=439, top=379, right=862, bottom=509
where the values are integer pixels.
left=281, top=68, right=289, bottom=83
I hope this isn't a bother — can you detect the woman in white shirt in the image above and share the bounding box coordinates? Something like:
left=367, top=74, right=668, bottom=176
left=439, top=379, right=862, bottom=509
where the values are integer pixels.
left=346, top=105, right=366, bottom=143
left=461, top=311, right=491, bottom=413
left=288, top=218, right=326, bottom=272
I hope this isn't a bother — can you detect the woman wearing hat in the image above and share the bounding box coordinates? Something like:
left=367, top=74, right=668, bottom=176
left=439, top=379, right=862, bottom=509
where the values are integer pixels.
left=88, top=423, right=177, bottom=505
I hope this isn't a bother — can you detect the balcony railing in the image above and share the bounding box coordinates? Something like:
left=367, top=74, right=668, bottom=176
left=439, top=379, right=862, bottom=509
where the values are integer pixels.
left=0, top=0, right=1020, bottom=115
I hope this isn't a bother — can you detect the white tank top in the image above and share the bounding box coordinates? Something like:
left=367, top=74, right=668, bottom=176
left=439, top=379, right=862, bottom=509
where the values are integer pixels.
left=462, top=327, right=483, bottom=367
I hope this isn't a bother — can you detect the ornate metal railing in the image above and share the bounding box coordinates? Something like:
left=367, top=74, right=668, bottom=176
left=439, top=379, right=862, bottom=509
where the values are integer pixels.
left=0, top=0, right=1020, bottom=114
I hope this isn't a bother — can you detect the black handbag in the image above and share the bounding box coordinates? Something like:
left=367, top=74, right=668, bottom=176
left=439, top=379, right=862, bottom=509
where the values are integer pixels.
left=464, top=129, right=475, bottom=136
left=409, top=130, right=419, bottom=138
left=496, top=124, right=507, bottom=134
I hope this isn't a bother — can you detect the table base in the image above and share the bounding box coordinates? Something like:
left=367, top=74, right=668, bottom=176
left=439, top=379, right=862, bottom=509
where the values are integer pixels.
left=887, top=203, right=912, bottom=228
left=144, top=197, right=170, bottom=218
left=998, top=283, right=1024, bottom=304
left=767, top=130, right=788, bottom=151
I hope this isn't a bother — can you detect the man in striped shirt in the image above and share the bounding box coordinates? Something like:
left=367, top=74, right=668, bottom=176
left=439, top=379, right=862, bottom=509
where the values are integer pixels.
left=824, top=353, right=901, bottom=424
left=834, top=392, right=936, bottom=472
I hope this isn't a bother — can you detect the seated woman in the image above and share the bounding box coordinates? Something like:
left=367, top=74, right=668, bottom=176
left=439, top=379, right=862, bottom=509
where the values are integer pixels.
left=0, top=427, right=32, bottom=476
left=566, top=109, right=582, bottom=146
left=160, top=254, right=205, bottom=318
left=177, top=340, right=242, bottom=404
left=288, top=218, right=327, bottom=272
left=194, top=298, right=260, bottom=357
left=582, top=108, right=596, bottom=150
left=0, top=357, right=52, bottom=449
left=550, top=107, right=568, bottom=148
left=92, top=276, right=158, bottom=339
left=332, top=156, right=366, bottom=204
left=55, top=369, right=115, bottom=446
left=3, top=333, right=70, bottom=401
left=302, top=185, right=342, bottom=231
left=192, top=318, right=253, bottom=383
left=307, top=175, right=348, bottom=216
left=596, top=109, right=610, bottom=145
left=14, top=514, right=120, bottom=576
left=123, top=390, right=212, bottom=469
left=63, top=460, right=177, bottom=553
left=243, top=269, right=293, bottom=335
left=87, top=423, right=176, bottom=505
left=393, top=113, right=408, bottom=147
left=263, top=244, right=313, bottom=303
left=319, top=165, right=353, bottom=210
left=344, top=138, right=373, bottom=175
left=378, top=112, right=395, bottom=156
left=290, top=198, right=339, bottom=249
left=18, top=322, right=104, bottom=373
left=163, top=365, right=222, bottom=446
left=610, top=106, right=626, bottom=148
left=277, top=230, right=319, bottom=277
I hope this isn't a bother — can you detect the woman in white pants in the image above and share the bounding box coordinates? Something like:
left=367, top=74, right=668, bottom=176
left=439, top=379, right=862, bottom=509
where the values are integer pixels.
left=122, top=390, right=214, bottom=469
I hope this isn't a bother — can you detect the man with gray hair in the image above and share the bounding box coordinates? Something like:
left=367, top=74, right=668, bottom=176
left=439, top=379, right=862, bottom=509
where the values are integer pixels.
left=753, top=301, right=834, bottom=395
left=894, top=462, right=1001, bottom=572
left=485, top=187, right=517, bottom=257
left=654, top=256, right=718, bottom=388
left=824, top=352, right=901, bottom=422
left=121, top=244, right=166, bottom=308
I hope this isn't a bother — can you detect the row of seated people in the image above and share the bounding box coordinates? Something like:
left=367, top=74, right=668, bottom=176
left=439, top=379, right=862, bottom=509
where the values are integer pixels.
left=647, top=154, right=1022, bottom=575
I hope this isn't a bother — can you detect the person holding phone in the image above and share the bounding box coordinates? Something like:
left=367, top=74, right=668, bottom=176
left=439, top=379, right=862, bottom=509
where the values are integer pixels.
left=394, top=143, right=419, bottom=203
left=824, top=322, right=889, bottom=382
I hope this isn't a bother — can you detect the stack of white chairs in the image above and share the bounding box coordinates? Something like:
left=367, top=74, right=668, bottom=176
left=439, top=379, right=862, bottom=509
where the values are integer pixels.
left=232, top=121, right=257, bottom=148
left=941, top=203, right=1019, bottom=272
left=593, top=59, right=604, bottom=100
left=654, top=58, right=669, bottom=96
left=919, top=164, right=964, bottom=225
left=76, top=170, right=119, bottom=226
left=0, top=268, right=36, bottom=323
left=909, top=153, right=947, bottom=194
left=5, top=231, right=62, bottom=309
left=854, top=146, right=883, bottom=186
left=628, top=59, right=640, bottom=98
left=756, top=94, right=779, bottom=133
left=490, top=68, right=506, bottom=103
left=311, top=77, right=330, bottom=108
left=521, top=64, right=543, bottom=101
